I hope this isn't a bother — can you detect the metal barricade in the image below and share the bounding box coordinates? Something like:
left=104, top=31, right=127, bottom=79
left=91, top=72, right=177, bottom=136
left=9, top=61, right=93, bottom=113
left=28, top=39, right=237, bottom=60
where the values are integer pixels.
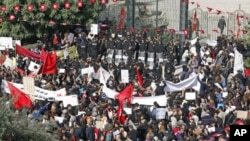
left=106, top=49, right=114, bottom=64
left=123, top=55, right=128, bottom=64
left=147, top=52, right=154, bottom=70
left=156, top=53, right=163, bottom=62
left=115, top=50, right=122, bottom=66
left=138, top=51, right=146, bottom=63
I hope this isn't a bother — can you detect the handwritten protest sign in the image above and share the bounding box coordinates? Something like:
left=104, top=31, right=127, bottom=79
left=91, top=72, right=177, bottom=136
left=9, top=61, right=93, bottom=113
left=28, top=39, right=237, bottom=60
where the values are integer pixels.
left=156, top=108, right=166, bottom=120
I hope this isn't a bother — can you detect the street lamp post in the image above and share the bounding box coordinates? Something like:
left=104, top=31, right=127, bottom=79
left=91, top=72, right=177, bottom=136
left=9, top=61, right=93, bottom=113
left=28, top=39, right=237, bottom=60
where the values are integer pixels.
left=132, top=0, right=135, bottom=28
left=179, top=0, right=189, bottom=46
left=156, top=0, right=159, bottom=28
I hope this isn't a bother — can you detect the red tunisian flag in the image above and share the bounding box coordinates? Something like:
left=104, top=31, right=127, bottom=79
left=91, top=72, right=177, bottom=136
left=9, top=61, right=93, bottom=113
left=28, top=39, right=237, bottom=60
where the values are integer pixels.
left=136, top=67, right=144, bottom=87
left=237, top=14, right=241, bottom=26
left=244, top=68, right=250, bottom=77
left=192, top=10, right=197, bottom=32
left=16, top=45, right=42, bottom=61
left=118, top=7, right=126, bottom=29
left=116, top=84, right=133, bottom=123
left=7, top=81, right=32, bottom=109
left=39, top=48, right=57, bottom=74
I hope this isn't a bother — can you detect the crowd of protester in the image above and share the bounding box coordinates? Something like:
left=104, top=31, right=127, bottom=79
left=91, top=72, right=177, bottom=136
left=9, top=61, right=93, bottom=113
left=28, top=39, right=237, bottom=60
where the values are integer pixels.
left=1, top=22, right=250, bottom=141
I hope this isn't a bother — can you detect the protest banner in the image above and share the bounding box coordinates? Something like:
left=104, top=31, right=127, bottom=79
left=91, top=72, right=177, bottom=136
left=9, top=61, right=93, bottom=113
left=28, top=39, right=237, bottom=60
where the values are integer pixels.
left=164, top=75, right=198, bottom=92
left=2, top=80, right=66, bottom=101
left=132, top=95, right=167, bottom=106
left=123, top=108, right=132, bottom=115
left=23, top=77, right=35, bottom=101
left=234, top=49, right=244, bottom=75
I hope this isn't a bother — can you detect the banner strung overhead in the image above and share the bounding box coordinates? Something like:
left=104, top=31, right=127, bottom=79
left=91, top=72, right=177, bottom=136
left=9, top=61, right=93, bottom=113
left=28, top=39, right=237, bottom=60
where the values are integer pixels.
left=2, top=80, right=66, bottom=101
left=164, top=75, right=198, bottom=92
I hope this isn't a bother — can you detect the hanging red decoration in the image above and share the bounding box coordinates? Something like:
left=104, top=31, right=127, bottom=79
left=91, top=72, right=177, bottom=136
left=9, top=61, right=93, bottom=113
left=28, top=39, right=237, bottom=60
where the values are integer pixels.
left=64, top=1, right=71, bottom=9
left=52, top=3, right=59, bottom=10
left=242, top=30, right=248, bottom=34
left=197, top=3, right=200, bottom=8
left=156, top=28, right=162, bottom=33
left=0, top=18, right=3, bottom=23
left=90, top=0, right=96, bottom=4
left=216, top=10, right=221, bottom=15
left=40, top=3, right=46, bottom=11
left=130, top=27, right=135, bottom=33
left=113, top=0, right=118, bottom=2
left=1, top=5, right=6, bottom=12
left=228, top=29, right=233, bottom=34
left=198, top=30, right=205, bottom=34
left=101, top=0, right=106, bottom=5
left=9, top=15, right=15, bottom=21
left=27, top=4, right=33, bottom=12
left=77, top=0, right=83, bottom=8
left=168, top=29, right=176, bottom=33
left=14, top=5, right=20, bottom=12
left=207, top=7, right=213, bottom=12
left=212, top=29, right=219, bottom=34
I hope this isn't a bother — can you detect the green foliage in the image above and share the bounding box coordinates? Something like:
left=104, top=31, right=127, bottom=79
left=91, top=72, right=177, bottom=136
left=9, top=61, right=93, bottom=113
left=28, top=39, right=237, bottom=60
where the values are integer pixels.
left=244, top=57, right=250, bottom=69
left=0, top=0, right=104, bottom=40
left=246, top=25, right=250, bottom=45
left=0, top=95, right=56, bottom=141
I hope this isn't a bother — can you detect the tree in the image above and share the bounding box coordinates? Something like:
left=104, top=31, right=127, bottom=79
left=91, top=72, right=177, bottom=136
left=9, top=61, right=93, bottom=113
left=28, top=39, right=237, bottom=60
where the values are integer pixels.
left=245, top=25, right=250, bottom=45
left=0, top=0, right=104, bottom=40
left=243, top=25, right=250, bottom=68
left=0, top=95, right=57, bottom=141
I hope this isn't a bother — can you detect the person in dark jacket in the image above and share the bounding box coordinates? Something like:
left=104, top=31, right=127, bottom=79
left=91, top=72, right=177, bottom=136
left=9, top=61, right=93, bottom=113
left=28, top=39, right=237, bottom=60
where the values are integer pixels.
left=85, top=119, right=95, bottom=141
left=128, top=125, right=137, bottom=141
left=217, top=16, right=226, bottom=34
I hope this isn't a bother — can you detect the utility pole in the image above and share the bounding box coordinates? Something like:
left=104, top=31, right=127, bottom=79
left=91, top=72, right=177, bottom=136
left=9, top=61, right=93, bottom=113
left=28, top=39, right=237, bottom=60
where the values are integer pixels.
left=179, top=0, right=189, bottom=46
left=132, top=0, right=135, bottom=28
left=126, top=0, right=135, bottom=29
left=156, top=0, right=159, bottom=27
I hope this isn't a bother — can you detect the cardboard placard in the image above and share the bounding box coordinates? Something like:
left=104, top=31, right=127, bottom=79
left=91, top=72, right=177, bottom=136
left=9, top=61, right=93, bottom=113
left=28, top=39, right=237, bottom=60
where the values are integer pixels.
left=185, top=92, right=196, bottom=100
left=236, top=110, right=249, bottom=119
left=0, top=37, right=13, bottom=49
left=81, top=67, right=94, bottom=75
left=54, top=116, right=64, bottom=124
left=59, top=68, right=65, bottom=73
left=28, top=61, right=41, bottom=72
left=62, top=95, right=79, bottom=107
left=222, top=92, right=228, bottom=98
left=121, top=69, right=129, bottom=83
left=156, top=108, right=166, bottom=120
